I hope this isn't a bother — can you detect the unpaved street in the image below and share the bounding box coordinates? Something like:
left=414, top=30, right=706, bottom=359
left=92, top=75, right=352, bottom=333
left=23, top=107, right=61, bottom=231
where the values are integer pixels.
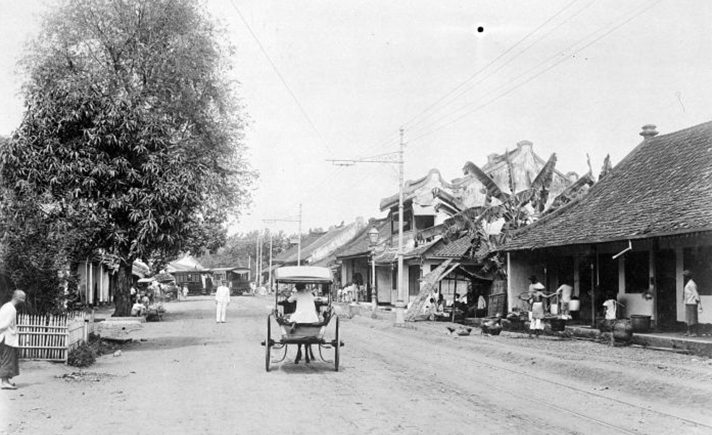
left=3, top=296, right=712, bottom=435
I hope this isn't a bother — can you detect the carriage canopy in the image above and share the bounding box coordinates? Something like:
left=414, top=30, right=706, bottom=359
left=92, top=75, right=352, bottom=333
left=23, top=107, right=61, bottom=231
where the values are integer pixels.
left=273, top=266, right=333, bottom=284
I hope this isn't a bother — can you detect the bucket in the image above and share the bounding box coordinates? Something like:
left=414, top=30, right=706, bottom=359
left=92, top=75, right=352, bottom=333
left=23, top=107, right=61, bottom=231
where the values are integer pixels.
left=568, top=300, right=580, bottom=311
left=630, top=315, right=651, bottom=333
left=550, top=304, right=559, bottom=315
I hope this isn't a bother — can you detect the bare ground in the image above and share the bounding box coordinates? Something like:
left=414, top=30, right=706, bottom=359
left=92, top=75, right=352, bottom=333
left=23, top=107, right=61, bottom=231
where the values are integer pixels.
left=2, top=296, right=711, bottom=435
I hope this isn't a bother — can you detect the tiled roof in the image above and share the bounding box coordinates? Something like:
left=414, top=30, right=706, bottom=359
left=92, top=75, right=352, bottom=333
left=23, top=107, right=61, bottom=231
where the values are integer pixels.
left=334, top=218, right=389, bottom=259
left=300, top=221, right=365, bottom=264
left=502, top=121, right=712, bottom=251
left=211, top=265, right=249, bottom=272
left=402, top=240, right=438, bottom=259
left=273, top=232, right=326, bottom=263
left=167, top=255, right=207, bottom=272
left=425, top=236, right=472, bottom=259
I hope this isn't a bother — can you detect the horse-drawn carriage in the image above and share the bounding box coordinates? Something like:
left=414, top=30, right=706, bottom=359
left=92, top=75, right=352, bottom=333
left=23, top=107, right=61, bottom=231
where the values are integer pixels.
left=262, top=266, right=343, bottom=372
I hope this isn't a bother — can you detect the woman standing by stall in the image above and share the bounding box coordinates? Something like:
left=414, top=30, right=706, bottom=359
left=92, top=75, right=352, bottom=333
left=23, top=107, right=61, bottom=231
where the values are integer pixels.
left=683, top=270, right=702, bottom=337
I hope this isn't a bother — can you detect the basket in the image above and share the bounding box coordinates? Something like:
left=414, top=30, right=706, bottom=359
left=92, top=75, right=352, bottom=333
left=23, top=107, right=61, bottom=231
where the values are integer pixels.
left=548, top=318, right=567, bottom=332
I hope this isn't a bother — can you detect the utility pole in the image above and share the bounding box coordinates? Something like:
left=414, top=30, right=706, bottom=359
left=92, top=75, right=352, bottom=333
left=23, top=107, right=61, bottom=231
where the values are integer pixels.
left=395, top=128, right=406, bottom=326
left=263, top=208, right=302, bottom=288
left=327, top=129, right=407, bottom=326
left=268, top=232, right=273, bottom=292
left=255, top=233, right=261, bottom=288
left=298, top=203, right=302, bottom=266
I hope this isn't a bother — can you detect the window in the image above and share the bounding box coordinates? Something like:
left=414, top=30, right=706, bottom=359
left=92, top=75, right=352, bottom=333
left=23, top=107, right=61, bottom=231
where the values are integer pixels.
left=414, top=215, right=435, bottom=231
left=391, top=208, right=413, bottom=234
left=391, top=266, right=398, bottom=290
left=684, top=246, right=712, bottom=296
left=624, top=251, right=649, bottom=293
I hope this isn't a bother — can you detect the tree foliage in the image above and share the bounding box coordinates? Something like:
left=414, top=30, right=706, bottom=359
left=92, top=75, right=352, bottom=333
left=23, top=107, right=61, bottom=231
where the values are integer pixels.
left=0, top=0, right=255, bottom=315
left=442, top=154, right=560, bottom=278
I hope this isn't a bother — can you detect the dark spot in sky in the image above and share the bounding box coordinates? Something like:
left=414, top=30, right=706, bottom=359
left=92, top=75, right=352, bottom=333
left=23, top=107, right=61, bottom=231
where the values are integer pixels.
left=477, top=26, right=484, bottom=33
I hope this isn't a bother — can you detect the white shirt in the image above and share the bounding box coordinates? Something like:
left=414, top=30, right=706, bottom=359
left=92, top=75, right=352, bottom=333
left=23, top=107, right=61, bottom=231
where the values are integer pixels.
left=287, top=291, right=319, bottom=323
left=0, top=302, right=18, bottom=347
left=215, top=286, right=231, bottom=303
left=603, top=299, right=617, bottom=320
left=684, top=280, right=700, bottom=305
left=557, top=284, right=573, bottom=303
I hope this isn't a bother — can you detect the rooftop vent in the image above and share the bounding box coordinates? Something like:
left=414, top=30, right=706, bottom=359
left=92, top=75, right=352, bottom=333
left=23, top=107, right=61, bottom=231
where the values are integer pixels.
left=640, top=124, right=658, bottom=140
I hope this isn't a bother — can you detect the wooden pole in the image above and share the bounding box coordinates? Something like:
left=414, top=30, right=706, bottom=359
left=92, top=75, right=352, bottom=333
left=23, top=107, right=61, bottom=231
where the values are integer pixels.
left=451, top=271, right=458, bottom=323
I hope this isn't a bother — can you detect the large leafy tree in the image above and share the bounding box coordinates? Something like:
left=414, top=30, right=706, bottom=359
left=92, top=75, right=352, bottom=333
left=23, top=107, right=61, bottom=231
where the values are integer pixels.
left=0, top=0, right=255, bottom=315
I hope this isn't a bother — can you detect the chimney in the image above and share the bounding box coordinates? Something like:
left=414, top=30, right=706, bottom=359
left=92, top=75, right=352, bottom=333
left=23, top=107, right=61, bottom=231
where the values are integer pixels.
left=639, top=124, right=658, bottom=140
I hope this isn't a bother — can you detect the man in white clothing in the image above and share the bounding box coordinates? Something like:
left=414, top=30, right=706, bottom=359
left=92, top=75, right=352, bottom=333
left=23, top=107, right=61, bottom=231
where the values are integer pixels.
left=1, top=290, right=26, bottom=390
left=215, top=281, right=231, bottom=323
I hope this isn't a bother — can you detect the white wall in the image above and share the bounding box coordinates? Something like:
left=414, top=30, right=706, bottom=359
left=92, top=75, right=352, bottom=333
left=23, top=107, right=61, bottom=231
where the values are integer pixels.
left=507, top=252, right=546, bottom=312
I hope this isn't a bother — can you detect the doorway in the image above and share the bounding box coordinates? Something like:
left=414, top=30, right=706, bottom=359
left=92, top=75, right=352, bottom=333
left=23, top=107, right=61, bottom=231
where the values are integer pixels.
left=656, top=249, right=677, bottom=329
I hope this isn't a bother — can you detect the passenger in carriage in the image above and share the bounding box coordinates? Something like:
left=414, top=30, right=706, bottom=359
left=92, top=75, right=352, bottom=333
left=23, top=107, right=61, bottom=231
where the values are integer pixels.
left=286, top=283, right=320, bottom=364
left=287, top=283, right=320, bottom=324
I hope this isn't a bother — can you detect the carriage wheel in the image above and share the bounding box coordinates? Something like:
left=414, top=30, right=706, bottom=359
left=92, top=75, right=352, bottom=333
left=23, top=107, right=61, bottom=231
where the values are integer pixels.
left=265, top=315, right=272, bottom=372
left=334, top=315, right=340, bottom=372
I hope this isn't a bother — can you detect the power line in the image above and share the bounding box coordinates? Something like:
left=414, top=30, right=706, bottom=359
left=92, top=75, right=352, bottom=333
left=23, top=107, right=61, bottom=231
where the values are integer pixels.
left=401, top=0, right=583, bottom=130
left=228, top=0, right=332, bottom=154
left=405, top=0, right=599, bottom=138
left=407, top=0, right=661, bottom=143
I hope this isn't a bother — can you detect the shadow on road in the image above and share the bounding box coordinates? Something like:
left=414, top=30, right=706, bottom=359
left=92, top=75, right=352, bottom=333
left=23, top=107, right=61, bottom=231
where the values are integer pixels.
left=127, top=335, right=233, bottom=352
left=270, top=362, right=341, bottom=374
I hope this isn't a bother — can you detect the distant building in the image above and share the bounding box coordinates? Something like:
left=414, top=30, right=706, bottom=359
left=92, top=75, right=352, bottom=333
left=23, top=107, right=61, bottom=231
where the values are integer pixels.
left=211, top=265, right=250, bottom=295
left=165, top=255, right=211, bottom=295
left=355, top=140, right=577, bottom=309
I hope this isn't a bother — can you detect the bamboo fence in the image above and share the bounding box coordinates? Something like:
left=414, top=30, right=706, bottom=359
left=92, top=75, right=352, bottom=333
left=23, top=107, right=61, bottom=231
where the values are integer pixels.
left=17, top=312, right=91, bottom=362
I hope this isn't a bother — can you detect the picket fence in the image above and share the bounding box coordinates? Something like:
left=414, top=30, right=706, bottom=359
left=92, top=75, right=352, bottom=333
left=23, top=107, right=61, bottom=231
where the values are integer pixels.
left=17, top=311, right=95, bottom=362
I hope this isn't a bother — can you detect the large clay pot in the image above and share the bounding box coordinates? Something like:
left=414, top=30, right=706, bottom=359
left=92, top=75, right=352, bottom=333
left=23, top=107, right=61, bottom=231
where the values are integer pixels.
left=612, top=320, right=633, bottom=342
left=630, top=315, right=651, bottom=333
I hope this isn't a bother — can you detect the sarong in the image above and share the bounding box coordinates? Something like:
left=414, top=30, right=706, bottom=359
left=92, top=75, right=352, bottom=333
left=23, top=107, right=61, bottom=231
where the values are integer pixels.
left=0, top=341, right=19, bottom=378
left=685, top=304, right=699, bottom=326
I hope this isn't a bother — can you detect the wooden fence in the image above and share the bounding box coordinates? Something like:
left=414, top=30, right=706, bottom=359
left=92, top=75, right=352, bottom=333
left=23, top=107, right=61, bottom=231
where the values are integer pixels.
left=17, top=312, right=93, bottom=362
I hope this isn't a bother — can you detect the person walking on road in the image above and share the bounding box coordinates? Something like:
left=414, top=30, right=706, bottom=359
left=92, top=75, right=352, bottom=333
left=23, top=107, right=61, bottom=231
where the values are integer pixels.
left=683, top=270, right=701, bottom=336
left=215, top=281, right=231, bottom=323
left=0, top=290, right=26, bottom=390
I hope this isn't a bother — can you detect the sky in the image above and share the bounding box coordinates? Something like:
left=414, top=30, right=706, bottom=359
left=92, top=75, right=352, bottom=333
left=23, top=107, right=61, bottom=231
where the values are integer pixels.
left=1, top=0, right=711, bottom=235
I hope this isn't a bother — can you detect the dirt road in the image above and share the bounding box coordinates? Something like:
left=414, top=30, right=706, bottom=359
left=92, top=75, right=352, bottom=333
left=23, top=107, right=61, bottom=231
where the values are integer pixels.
left=3, top=296, right=712, bottom=434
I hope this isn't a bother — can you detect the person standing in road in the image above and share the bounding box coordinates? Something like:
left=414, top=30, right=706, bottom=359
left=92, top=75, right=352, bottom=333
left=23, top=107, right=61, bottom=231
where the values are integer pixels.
left=182, top=285, right=189, bottom=301
left=0, top=290, right=26, bottom=390
left=215, top=281, right=231, bottom=323
left=683, top=270, right=701, bottom=336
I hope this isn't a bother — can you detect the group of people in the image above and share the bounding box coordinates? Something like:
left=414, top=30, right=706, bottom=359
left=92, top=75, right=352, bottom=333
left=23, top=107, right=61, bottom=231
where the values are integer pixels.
left=421, top=290, right=487, bottom=321
left=130, top=281, right=187, bottom=317
left=519, top=275, right=578, bottom=338
left=337, top=282, right=365, bottom=303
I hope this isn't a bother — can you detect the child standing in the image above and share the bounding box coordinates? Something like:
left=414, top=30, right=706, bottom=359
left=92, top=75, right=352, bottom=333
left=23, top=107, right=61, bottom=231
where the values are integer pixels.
left=601, top=294, right=624, bottom=346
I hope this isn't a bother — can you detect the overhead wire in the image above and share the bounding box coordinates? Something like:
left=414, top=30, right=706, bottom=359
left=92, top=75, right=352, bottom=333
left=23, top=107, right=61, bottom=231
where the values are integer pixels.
left=405, top=0, right=600, bottom=138
left=228, top=0, right=332, bottom=155
left=407, top=0, right=662, bottom=143
left=320, top=1, right=589, bottom=208
left=401, top=0, right=583, bottom=131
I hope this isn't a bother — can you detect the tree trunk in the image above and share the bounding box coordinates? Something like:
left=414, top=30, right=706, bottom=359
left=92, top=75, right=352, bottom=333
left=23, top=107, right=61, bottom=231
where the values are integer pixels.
left=113, top=261, right=133, bottom=317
